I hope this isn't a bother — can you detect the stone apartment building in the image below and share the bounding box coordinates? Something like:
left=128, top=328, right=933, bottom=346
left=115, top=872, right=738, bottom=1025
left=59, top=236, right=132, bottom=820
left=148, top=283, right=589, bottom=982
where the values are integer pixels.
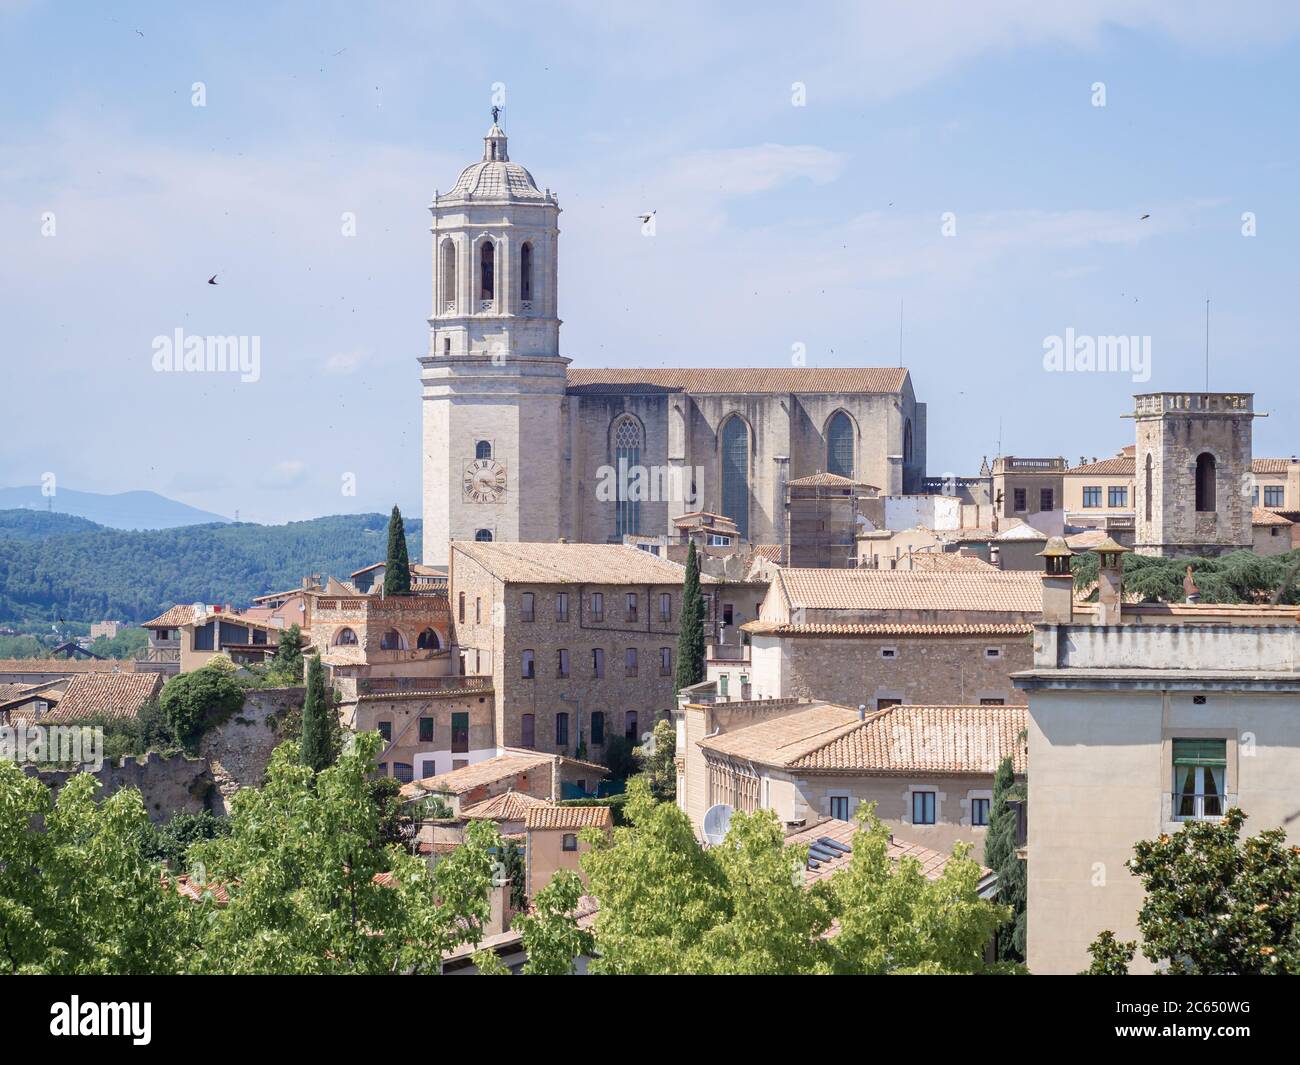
left=1013, top=536, right=1300, bottom=973
left=448, top=541, right=694, bottom=756
left=990, top=456, right=1065, bottom=528
left=674, top=696, right=1026, bottom=855
left=311, top=591, right=452, bottom=681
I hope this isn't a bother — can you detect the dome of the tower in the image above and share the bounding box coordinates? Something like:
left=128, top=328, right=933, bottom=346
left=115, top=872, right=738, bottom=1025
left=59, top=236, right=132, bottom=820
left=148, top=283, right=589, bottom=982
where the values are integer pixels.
left=444, top=123, right=548, bottom=201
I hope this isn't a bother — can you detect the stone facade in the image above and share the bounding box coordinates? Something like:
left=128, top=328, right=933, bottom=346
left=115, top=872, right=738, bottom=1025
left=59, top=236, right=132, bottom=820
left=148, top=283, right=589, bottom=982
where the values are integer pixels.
left=449, top=546, right=683, bottom=756
left=199, top=686, right=303, bottom=809
left=28, top=751, right=215, bottom=824
left=1133, top=392, right=1255, bottom=556
left=312, top=593, right=452, bottom=680
left=738, top=629, right=1032, bottom=708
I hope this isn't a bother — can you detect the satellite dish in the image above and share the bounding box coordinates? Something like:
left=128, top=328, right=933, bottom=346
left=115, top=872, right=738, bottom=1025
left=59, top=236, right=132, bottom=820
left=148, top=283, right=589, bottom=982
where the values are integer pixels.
left=703, top=803, right=734, bottom=846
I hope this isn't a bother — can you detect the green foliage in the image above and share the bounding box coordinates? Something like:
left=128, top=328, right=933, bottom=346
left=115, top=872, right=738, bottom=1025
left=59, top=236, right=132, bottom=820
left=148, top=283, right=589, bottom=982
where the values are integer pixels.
left=983, top=755, right=1026, bottom=961
left=299, top=654, right=334, bottom=772
left=1081, top=930, right=1136, bottom=975
left=383, top=506, right=412, bottom=596
left=1071, top=547, right=1300, bottom=605
left=73, top=699, right=182, bottom=763
left=264, top=623, right=304, bottom=684
left=580, top=780, right=1013, bottom=975
left=0, top=635, right=47, bottom=659
left=0, top=509, right=423, bottom=625
left=674, top=539, right=706, bottom=693
left=88, top=627, right=148, bottom=660
left=0, top=760, right=199, bottom=974
left=514, top=870, right=596, bottom=975
left=470, top=947, right=512, bottom=974
left=192, top=732, right=504, bottom=974
left=144, top=810, right=231, bottom=870
left=634, top=718, right=676, bottom=803
left=600, top=734, right=639, bottom=782
left=1086, top=807, right=1300, bottom=974
left=368, top=776, right=408, bottom=847
left=159, top=663, right=245, bottom=752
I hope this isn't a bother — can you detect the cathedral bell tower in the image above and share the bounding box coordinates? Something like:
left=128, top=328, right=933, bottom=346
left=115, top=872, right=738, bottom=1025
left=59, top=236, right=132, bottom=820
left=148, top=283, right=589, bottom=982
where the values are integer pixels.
left=420, top=116, right=568, bottom=566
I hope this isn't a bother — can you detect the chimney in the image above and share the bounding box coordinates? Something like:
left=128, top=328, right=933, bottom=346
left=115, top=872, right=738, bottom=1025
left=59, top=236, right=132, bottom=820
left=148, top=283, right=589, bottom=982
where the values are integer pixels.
left=1094, top=537, right=1130, bottom=625
left=1036, top=537, right=1075, bottom=624
left=858, top=703, right=867, bottom=721
left=485, top=879, right=512, bottom=937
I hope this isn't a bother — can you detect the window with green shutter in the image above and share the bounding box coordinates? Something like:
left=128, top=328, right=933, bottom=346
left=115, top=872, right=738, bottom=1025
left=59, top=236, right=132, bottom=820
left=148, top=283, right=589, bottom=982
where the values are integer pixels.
left=1173, top=738, right=1226, bottom=820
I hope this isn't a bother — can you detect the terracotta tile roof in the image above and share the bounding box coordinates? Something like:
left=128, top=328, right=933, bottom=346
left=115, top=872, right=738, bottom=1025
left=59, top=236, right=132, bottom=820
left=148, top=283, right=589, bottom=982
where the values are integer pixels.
left=775, top=568, right=1043, bottom=614
left=564, top=367, right=909, bottom=396
left=751, top=544, right=785, bottom=564
left=451, top=541, right=693, bottom=585
left=141, top=605, right=196, bottom=628
left=524, top=804, right=613, bottom=830
left=993, top=520, right=1048, bottom=543
left=907, top=552, right=995, bottom=572
left=699, top=702, right=1028, bottom=775
left=460, top=790, right=549, bottom=822
left=786, top=472, right=873, bottom=489
left=0, top=682, right=41, bottom=703
left=172, top=875, right=230, bottom=906
left=400, top=751, right=555, bottom=798
left=1252, top=507, right=1293, bottom=527
left=1065, top=529, right=1110, bottom=550
left=743, top=621, right=1032, bottom=638
left=787, top=818, right=992, bottom=887
left=1066, top=456, right=1135, bottom=476
left=43, top=672, right=163, bottom=722
left=1253, top=458, right=1295, bottom=475
left=0, top=658, right=137, bottom=674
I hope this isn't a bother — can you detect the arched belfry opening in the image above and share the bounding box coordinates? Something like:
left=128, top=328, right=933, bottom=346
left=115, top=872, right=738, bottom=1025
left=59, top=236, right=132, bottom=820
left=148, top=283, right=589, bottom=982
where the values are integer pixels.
left=1195, top=452, right=1217, bottom=512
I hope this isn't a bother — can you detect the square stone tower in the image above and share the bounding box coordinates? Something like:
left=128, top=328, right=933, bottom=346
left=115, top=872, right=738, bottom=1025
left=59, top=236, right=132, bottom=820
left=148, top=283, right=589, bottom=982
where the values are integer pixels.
left=1132, top=392, right=1255, bottom=557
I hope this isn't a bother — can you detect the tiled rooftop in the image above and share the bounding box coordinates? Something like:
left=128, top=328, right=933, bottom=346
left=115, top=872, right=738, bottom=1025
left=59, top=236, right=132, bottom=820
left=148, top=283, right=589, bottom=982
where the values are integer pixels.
left=1253, top=458, right=1295, bottom=475
left=565, top=367, right=908, bottom=396
left=524, top=804, right=614, bottom=830
left=743, top=621, right=1033, bottom=638
left=452, top=541, right=693, bottom=585
left=460, top=790, right=549, bottom=822
left=401, top=751, right=554, bottom=798
left=1066, top=456, right=1135, bottom=476
left=774, top=568, right=1043, bottom=614
left=42, top=671, right=163, bottom=722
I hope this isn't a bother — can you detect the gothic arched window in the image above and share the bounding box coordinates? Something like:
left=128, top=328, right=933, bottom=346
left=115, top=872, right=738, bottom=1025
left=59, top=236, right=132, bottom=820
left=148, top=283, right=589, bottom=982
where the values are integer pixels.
left=475, top=440, right=492, bottom=460
left=520, top=242, right=533, bottom=304
left=904, top=419, right=914, bottom=466
left=479, top=240, right=495, bottom=301
left=474, top=528, right=493, bottom=542
left=721, top=416, right=751, bottom=541
left=1145, top=453, right=1153, bottom=522
left=1195, top=452, right=1217, bottom=512
left=440, top=239, right=457, bottom=313
left=416, top=628, right=440, bottom=650
left=333, top=627, right=358, bottom=646
left=826, top=412, right=854, bottom=478
left=380, top=629, right=406, bottom=651
left=613, top=416, right=643, bottom=537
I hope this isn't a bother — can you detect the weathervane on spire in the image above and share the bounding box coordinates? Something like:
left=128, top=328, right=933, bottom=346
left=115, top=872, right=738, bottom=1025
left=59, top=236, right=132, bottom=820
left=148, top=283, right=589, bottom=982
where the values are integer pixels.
left=491, top=105, right=501, bottom=124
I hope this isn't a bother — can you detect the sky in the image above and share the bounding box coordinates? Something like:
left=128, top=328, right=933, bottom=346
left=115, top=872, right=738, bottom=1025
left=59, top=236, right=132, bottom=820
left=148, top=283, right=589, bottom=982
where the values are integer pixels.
left=2, top=1, right=1299, bottom=524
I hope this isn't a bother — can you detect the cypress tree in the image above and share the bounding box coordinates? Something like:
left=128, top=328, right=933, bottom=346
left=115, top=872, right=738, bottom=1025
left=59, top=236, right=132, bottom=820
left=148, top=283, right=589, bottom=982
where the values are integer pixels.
left=984, top=754, right=1027, bottom=961
left=300, top=654, right=334, bottom=772
left=674, top=540, right=706, bottom=694
left=383, top=505, right=411, bottom=595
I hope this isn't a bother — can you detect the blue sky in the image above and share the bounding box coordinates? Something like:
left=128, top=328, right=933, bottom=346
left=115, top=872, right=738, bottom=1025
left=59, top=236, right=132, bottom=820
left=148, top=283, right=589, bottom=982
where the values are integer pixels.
left=3, top=1, right=1299, bottom=523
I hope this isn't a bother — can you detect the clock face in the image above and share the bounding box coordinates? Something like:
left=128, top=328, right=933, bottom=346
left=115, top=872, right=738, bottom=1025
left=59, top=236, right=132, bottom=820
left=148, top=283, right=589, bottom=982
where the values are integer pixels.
left=463, top=458, right=507, bottom=503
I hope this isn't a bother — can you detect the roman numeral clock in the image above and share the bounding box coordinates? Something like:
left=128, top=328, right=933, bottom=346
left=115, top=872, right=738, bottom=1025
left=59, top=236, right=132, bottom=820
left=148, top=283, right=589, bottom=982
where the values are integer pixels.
left=463, top=458, right=507, bottom=504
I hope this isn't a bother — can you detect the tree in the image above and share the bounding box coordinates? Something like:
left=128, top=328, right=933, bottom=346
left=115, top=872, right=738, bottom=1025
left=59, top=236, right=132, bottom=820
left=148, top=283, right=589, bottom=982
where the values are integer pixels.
left=192, top=732, right=503, bottom=974
left=383, top=506, right=412, bottom=596
left=299, top=653, right=334, bottom=772
left=1084, top=807, right=1300, bottom=974
left=145, top=810, right=231, bottom=870
left=635, top=717, right=676, bottom=803
left=673, top=539, right=706, bottom=693
left=272, top=623, right=304, bottom=678
left=599, top=734, right=639, bottom=782
left=0, top=760, right=198, bottom=974
left=1081, top=930, right=1136, bottom=975
left=983, top=755, right=1026, bottom=961
left=158, top=662, right=245, bottom=752
left=513, top=870, right=596, bottom=975
left=580, top=780, right=1012, bottom=975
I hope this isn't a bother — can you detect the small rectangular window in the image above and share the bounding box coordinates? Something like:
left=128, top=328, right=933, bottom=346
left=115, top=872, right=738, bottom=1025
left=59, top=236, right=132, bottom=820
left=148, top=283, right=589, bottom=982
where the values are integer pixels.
left=418, top=717, right=434, bottom=743
left=556, top=592, right=569, bottom=622
left=521, top=592, right=534, bottom=622
left=829, top=796, right=851, bottom=821
left=971, top=797, right=990, bottom=826
left=1264, top=485, right=1285, bottom=507
left=377, top=721, right=392, bottom=742
left=1013, top=488, right=1026, bottom=512
left=591, top=592, right=604, bottom=621
left=592, top=647, right=605, bottom=677
left=659, top=592, right=671, bottom=621
left=722, top=603, right=734, bottom=626
left=1040, top=488, right=1054, bottom=511
left=1082, top=486, right=1101, bottom=508
left=1108, top=486, right=1129, bottom=508
left=1173, top=738, right=1227, bottom=820
left=557, top=648, right=569, bottom=677
left=659, top=647, right=672, bottom=675
left=521, top=714, right=535, bottom=748
left=522, top=649, right=535, bottom=678
left=984, top=647, right=1002, bottom=659
left=979, top=697, right=1005, bottom=705
left=591, top=711, right=605, bottom=746
left=556, top=712, right=569, bottom=747
left=475, top=597, right=481, bottom=624
left=879, top=647, right=897, bottom=660
left=625, top=647, right=638, bottom=676
left=626, top=593, right=638, bottom=621
left=912, top=791, right=936, bottom=825
left=451, top=712, right=469, bottom=754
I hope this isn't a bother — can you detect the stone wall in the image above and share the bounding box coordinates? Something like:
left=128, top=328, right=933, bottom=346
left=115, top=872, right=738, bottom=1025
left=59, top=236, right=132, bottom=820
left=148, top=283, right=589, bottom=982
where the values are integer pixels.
left=199, top=686, right=303, bottom=810
left=27, top=751, right=215, bottom=824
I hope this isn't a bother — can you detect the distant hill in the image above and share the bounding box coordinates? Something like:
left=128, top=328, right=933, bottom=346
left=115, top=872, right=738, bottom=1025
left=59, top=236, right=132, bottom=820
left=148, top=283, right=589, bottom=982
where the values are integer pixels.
left=0, top=509, right=103, bottom=540
left=0, top=486, right=231, bottom=530
left=0, top=510, right=424, bottom=624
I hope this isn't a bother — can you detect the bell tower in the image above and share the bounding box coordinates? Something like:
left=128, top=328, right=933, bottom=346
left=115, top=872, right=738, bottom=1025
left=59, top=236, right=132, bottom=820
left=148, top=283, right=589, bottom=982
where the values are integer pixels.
left=420, top=117, right=568, bottom=566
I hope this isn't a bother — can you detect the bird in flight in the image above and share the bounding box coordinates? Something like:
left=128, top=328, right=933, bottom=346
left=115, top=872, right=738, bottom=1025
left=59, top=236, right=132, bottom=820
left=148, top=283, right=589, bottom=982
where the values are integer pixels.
left=207, top=275, right=219, bottom=285
left=1139, top=213, right=1150, bottom=220
left=638, top=211, right=656, bottom=224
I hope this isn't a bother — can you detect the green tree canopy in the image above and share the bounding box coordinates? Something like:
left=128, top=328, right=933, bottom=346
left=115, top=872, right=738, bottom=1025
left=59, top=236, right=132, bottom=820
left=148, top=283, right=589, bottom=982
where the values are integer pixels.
left=383, top=506, right=412, bottom=596
left=158, top=661, right=245, bottom=752
left=299, top=653, right=334, bottom=772
left=674, top=539, right=706, bottom=693
left=1085, top=807, right=1300, bottom=974
left=983, top=755, right=1026, bottom=961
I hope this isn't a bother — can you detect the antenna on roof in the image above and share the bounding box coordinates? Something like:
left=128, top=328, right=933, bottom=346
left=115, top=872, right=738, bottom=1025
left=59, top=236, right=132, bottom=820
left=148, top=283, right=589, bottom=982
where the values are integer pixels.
left=1204, top=294, right=1211, bottom=391
left=898, top=296, right=904, bottom=368
left=703, top=803, right=734, bottom=846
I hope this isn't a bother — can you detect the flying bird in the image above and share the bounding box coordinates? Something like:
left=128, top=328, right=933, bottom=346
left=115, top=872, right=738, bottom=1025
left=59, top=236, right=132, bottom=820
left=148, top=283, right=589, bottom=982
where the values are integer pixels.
left=638, top=211, right=656, bottom=224
left=207, top=275, right=219, bottom=285
left=1139, top=213, right=1150, bottom=221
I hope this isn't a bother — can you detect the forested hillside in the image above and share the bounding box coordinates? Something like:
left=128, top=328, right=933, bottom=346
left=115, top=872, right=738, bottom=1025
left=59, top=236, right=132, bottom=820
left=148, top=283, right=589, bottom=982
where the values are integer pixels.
left=0, top=511, right=424, bottom=624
